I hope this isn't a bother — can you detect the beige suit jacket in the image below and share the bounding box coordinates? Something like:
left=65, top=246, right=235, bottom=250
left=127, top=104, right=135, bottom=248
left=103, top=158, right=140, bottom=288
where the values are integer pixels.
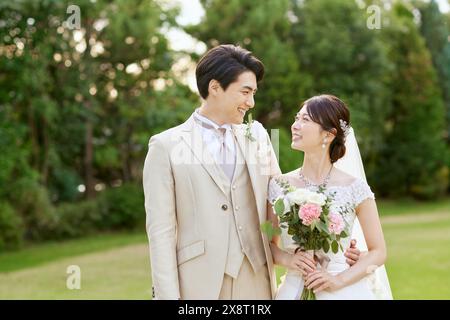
left=143, top=114, right=281, bottom=299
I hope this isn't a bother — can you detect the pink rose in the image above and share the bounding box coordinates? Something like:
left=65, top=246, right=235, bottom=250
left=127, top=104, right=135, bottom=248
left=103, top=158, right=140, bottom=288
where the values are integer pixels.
left=299, top=203, right=322, bottom=226
left=328, top=212, right=345, bottom=234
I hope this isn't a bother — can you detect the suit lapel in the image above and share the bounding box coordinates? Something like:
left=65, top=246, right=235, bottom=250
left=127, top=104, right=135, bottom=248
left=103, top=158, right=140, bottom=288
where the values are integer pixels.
left=233, top=125, right=266, bottom=224
left=180, top=115, right=228, bottom=196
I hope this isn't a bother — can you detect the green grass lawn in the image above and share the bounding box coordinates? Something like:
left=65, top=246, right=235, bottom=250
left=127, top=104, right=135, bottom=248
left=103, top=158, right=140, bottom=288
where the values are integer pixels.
left=378, top=197, right=450, bottom=216
left=0, top=243, right=151, bottom=299
left=0, top=198, right=449, bottom=299
left=0, top=230, right=148, bottom=273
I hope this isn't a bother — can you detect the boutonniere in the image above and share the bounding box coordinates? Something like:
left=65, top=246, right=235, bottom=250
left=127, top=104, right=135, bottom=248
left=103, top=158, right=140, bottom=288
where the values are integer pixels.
left=244, top=113, right=256, bottom=142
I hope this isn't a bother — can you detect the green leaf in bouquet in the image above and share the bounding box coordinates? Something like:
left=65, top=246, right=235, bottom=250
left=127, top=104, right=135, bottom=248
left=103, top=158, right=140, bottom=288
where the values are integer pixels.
left=260, top=221, right=281, bottom=241
left=288, top=225, right=295, bottom=235
left=331, top=240, right=339, bottom=254
left=292, top=206, right=299, bottom=223
left=274, top=199, right=285, bottom=216
left=323, top=239, right=330, bottom=253
left=317, top=221, right=329, bottom=234
left=340, top=230, right=348, bottom=238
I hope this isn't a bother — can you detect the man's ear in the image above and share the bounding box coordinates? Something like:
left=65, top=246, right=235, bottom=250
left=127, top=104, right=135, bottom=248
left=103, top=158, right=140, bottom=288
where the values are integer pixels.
left=208, top=79, right=221, bottom=97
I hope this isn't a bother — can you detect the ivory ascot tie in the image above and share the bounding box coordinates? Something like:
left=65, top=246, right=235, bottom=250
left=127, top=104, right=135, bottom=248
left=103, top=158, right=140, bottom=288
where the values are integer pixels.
left=193, top=114, right=236, bottom=182
left=214, top=126, right=235, bottom=181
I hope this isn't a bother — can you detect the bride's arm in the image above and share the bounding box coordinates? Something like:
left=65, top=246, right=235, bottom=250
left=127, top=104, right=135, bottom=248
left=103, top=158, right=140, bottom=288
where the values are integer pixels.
left=306, top=198, right=387, bottom=292
left=266, top=201, right=316, bottom=275
left=337, top=198, right=387, bottom=284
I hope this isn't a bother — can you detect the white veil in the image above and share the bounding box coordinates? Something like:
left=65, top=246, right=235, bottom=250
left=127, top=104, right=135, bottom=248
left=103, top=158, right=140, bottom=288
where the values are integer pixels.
left=334, top=128, right=393, bottom=300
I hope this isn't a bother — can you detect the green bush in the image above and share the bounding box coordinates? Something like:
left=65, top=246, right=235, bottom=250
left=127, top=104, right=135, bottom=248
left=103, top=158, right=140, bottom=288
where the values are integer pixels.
left=49, top=183, right=145, bottom=239
left=4, top=181, right=145, bottom=245
left=8, top=178, right=58, bottom=241
left=52, top=200, right=102, bottom=239
left=48, top=167, right=83, bottom=203
left=410, top=164, right=449, bottom=200
left=97, top=183, right=145, bottom=230
left=0, top=201, right=24, bottom=251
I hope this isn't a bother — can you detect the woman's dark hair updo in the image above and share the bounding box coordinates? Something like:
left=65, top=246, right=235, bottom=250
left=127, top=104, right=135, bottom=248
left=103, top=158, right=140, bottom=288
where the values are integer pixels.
left=301, top=94, right=350, bottom=163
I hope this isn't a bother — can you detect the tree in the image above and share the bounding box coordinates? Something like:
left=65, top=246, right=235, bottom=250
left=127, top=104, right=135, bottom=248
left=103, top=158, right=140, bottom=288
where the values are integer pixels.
left=417, top=0, right=450, bottom=193
left=0, top=0, right=196, bottom=202
left=0, top=0, right=197, bottom=246
left=374, top=2, right=448, bottom=198
left=418, top=0, right=450, bottom=143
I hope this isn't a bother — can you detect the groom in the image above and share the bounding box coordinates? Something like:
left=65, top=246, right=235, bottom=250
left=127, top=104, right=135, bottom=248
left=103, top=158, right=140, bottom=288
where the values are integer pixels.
left=143, top=44, right=360, bottom=300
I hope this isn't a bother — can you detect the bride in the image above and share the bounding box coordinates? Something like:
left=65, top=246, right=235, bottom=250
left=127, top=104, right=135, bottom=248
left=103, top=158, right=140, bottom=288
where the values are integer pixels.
left=267, top=94, right=393, bottom=300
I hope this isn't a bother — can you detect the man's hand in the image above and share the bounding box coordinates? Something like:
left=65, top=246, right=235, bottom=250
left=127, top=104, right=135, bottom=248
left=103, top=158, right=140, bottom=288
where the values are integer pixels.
left=344, top=239, right=361, bottom=266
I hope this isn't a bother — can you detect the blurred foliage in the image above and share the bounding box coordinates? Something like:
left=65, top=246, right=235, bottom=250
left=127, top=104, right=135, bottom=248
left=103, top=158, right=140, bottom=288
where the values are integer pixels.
left=0, top=0, right=196, bottom=250
left=418, top=0, right=450, bottom=143
left=0, top=201, right=24, bottom=251
left=274, top=127, right=304, bottom=173
left=373, top=1, right=449, bottom=199
left=97, top=183, right=145, bottom=230
left=51, top=199, right=101, bottom=239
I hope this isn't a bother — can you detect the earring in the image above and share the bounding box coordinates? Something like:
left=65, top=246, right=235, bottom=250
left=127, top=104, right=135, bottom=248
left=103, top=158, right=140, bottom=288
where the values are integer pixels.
left=322, top=139, right=327, bottom=149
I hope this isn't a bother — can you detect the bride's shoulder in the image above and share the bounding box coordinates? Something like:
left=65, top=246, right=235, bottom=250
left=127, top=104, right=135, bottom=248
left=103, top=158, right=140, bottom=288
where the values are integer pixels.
left=268, top=173, right=291, bottom=203
left=330, top=168, right=358, bottom=187
left=271, top=169, right=299, bottom=185
left=330, top=168, right=375, bottom=204
left=269, top=170, right=299, bottom=195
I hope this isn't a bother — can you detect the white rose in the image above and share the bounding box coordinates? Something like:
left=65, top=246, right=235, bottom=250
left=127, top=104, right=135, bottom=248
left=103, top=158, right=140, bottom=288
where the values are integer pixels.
left=282, top=197, right=291, bottom=214
left=286, top=189, right=312, bottom=206
left=307, top=192, right=327, bottom=206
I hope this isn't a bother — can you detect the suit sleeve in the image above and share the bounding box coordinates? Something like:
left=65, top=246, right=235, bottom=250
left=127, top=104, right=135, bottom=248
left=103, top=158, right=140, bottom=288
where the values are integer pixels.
left=253, top=121, right=282, bottom=177
left=143, top=135, right=180, bottom=299
left=266, top=128, right=282, bottom=177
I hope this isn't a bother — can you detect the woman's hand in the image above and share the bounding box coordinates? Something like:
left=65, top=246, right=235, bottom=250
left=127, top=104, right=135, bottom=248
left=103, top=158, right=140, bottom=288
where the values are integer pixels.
left=304, top=270, right=344, bottom=293
left=285, top=251, right=317, bottom=276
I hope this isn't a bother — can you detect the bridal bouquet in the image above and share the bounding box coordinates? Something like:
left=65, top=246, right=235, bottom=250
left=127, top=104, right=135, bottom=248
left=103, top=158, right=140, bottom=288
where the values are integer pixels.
left=262, top=179, right=350, bottom=300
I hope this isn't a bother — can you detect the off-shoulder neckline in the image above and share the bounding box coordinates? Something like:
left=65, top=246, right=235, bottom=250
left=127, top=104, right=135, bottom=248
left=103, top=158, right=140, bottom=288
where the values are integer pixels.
left=272, top=172, right=363, bottom=190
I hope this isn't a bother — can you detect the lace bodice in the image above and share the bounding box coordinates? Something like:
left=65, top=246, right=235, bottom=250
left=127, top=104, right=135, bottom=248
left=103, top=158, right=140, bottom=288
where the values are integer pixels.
left=268, top=174, right=375, bottom=266
left=268, top=175, right=374, bottom=208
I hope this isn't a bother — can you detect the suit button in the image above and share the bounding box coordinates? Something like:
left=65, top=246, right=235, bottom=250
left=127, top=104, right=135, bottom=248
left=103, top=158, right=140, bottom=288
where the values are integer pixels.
left=221, top=204, right=228, bottom=211
left=232, top=185, right=237, bottom=190
left=238, top=226, right=243, bottom=231
left=235, top=206, right=240, bottom=211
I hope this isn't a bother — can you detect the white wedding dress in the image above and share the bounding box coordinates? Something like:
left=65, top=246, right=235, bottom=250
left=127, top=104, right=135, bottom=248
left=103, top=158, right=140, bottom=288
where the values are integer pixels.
left=268, top=176, right=383, bottom=300
left=268, top=128, right=393, bottom=300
